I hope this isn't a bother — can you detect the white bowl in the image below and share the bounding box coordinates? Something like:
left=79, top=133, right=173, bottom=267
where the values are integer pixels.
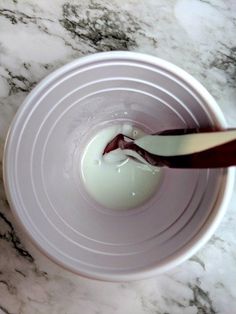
left=3, top=52, right=234, bottom=281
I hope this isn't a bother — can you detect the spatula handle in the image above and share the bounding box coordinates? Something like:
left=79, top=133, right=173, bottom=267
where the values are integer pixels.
left=152, top=127, right=236, bottom=168
left=157, top=139, right=236, bottom=168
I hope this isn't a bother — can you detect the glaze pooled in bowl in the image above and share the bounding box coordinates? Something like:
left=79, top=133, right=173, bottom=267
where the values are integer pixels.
left=81, top=124, right=161, bottom=210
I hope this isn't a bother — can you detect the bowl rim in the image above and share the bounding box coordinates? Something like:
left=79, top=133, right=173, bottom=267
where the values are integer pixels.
left=3, top=51, right=235, bottom=281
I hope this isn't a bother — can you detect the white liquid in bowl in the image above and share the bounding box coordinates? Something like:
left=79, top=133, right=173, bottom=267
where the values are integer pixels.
left=81, top=124, right=162, bottom=210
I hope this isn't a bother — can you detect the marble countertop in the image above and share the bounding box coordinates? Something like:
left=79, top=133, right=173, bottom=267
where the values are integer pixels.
left=0, top=0, right=236, bottom=313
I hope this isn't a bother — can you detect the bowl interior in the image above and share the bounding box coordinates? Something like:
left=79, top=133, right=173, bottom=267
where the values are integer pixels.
left=4, top=52, right=229, bottom=280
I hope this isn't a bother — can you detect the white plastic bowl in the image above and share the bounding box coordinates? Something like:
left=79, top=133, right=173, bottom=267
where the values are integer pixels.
left=3, top=52, right=234, bottom=281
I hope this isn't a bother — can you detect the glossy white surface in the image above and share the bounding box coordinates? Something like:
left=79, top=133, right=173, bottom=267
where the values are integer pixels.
left=0, top=0, right=236, bottom=313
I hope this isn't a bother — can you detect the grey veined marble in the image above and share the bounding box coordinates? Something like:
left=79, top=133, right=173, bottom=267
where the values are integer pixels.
left=0, top=0, right=236, bottom=313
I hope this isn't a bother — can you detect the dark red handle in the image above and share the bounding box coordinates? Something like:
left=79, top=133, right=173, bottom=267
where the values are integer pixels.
left=155, top=139, right=236, bottom=168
